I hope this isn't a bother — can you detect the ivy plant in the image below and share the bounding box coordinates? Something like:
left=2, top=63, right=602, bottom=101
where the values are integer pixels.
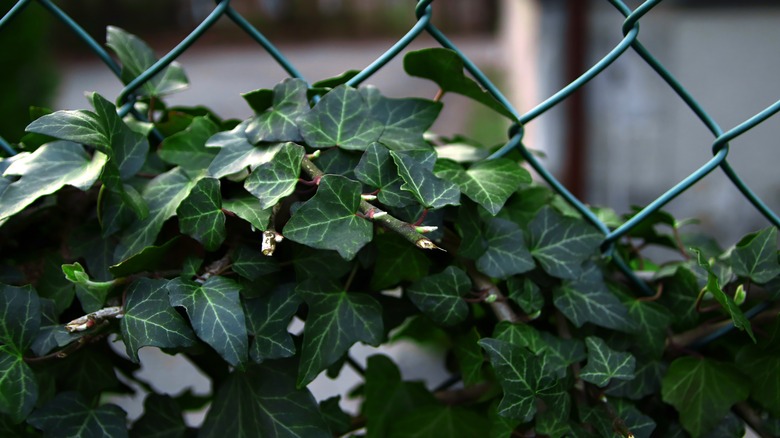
left=1, top=27, right=779, bottom=438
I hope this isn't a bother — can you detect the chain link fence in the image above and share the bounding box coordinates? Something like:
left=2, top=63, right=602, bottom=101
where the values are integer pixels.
left=2, top=0, right=778, bottom=316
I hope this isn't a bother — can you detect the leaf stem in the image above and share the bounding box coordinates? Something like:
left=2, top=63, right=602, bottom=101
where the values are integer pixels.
left=299, top=156, right=442, bottom=251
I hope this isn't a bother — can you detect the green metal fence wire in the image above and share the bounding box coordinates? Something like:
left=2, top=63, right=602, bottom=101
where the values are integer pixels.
left=1, top=0, right=777, bottom=343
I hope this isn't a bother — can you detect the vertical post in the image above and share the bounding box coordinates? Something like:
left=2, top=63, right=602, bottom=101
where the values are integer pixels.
left=561, top=0, right=588, bottom=198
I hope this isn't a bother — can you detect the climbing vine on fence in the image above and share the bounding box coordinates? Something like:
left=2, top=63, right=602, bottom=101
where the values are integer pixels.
left=0, top=17, right=779, bottom=438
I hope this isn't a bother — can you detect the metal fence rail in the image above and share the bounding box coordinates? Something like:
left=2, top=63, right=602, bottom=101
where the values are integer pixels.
left=2, top=0, right=778, bottom=334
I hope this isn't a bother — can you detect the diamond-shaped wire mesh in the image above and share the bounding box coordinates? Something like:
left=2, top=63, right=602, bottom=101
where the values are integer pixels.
left=2, top=0, right=778, bottom=336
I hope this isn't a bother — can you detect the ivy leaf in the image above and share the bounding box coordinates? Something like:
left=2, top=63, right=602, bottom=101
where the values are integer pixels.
left=120, top=279, right=197, bottom=362
left=507, top=277, right=543, bottom=315
left=222, top=193, right=273, bottom=231
left=106, top=26, right=188, bottom=97
left=167, top=276, right=248, bottom=367
left=130, top=394, right=186, bottom=438
left=283, top=175, right=372, bottom=260
left=612, top=399, right=657, bottom=438
left=158, top=116, right=219, bottom=175
left=403, top=48, right=516, bottom=120
left=246, top=78, right=309, bottom=143
left=553, top=266, right=634, bottom=332
left=476, top=218, right=534, bottom=279
left=0, top=284, right=40, bottom=351
left=61, top=262, right=114, bottom=313
left=56, top=349, right=119, bottom=399
left=361, top=86, right=442, bottom=151
left=390, top=150, right=460, bottom=209
left=406, top=266, right=471, bottom=326
left=244, top=284, right=301, bottom=363
left=242, top=88, right=274, bottom=113
left=453, top=328, right=484, bottom=386
left=661, top=357, right=749, bottom=438
left=388, top=405, right=490, bottom=438
left=618, top=289, right=672, bottom=359
left=735, top=343, right=780, bottom=417
left=27, top=392, right=128, bottom=438
left=0, top=351, right=37, bottom=423
left=298, top=85, right=383, bottom=150
left=478, top=338, right=555, bottom=421
left=108, top=238, right=178, bottom=278
left=292, top=246, right=352, bottom=279
left=580, top=337, right=636, bottom=387
left=176, top=177, right=225, bottom=251
left=231, top=246, right=279, bottom=282
left=493, top=322, right=585, bottom=379
left=355, top=143, right=416, bottom=208
left=529, top=207, right=603, bottom=279
left=455, top=199, right=487, bottom=259
left=115, top=167, right=197, bottom=261
left=0, top=142, right=106, bottom=222
left=200, top=364, right=330, bottom=438
left=244, top=142, right=304, bottom=209
left=535, top=382, right=572, bottom=438
left=444, top=159, right=531, bottom=215
left=730, top=226, right=780, bottom=283
left=296, top=279, right=383, bottom=387
left=370, top=232, right=431, bottom=290
left=693, top=249, right=756, bottom=342
left=363, top=355, right=437, bottom=438
left=206, top=122, right=283, bottom=178
left=606, top=360, right=666, bottom=400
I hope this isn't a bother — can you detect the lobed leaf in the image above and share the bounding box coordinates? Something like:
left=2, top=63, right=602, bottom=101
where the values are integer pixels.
left=0, top=351, right=37, bottom=423
left=406, top=266, right=471, bottom=326
left=730, top=226, right=780, bottom=283
left=222, top=194, right=273, bottom=231
left=244, top=142, right=304, bottom=209
left=390, top=150, right=460, bottom=209
left=176, top=177, right=226, bottom=251
left=246, top=78, right=309, bottom=143
left=579, top=336, right=636, bottom=387
left=206, top=121, right=283, bottom=179
left=27, top=392, right=128, bottom=438
left=158, top=116, right=219, bottom=175
left=370, top=232, right=431, bottom=291
left=443, top=159, right=531, bottom=215
left=361, top=86, right=442, bottom=151
left=244, top=284, right=301, bottom=363
left=476, top=218, right=534, bottom=279
left=355, top=143, right=416, bottom=208
left=167, top=276, right=248, bottom=367
left=528, top=207, right=603, bottom=280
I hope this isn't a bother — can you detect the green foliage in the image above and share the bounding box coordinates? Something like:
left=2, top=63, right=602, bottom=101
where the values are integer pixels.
left=0, top=31, right=777, bottom=438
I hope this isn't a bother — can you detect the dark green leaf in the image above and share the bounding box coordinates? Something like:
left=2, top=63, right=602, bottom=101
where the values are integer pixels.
left=0, top=284, right=40, bottom=351
left=297, top=279, right=383, bottom=387
left=661, top=357, right=749, bottom=438
left=106, top=26, right=188, bottom=97
left=246, top=78, right=309, bottom=143
left=388, top=405, right=489, bottom=438
left=529, top=207, right=603, bottom=279
left=231, top=245, right=279, bottom=281
left=708, top=412, right=746, bottom=438
left=406, top=266, right=471, bottom=326
left=158, top=116, right=219, bottom=175
left=206, top=122, right=283, bottom=178
left=222, top=193, right=273, bottom=231
left=730, top=227, right=780, bottom=283
left=660, top=266, right=700, bottom=330
left=479, top=338, right=555, bottom=421
left=57, top=349, right=119, bottom=398
left=452, top=327, right=484, bottom=386
left=0, top=142, right=105, bottom=222
left=494, top=322, right=585, bottom=379
left=241, top=88, right=274, bottom=114
left=612, top=399, right=656, bottom=438
left=244, top=284, right=301, bottom=363
left=120, top=279, right=197, bottom=362
left=487, top=400, right=521, bottom=438
left=115, top=167, right=197, bottom=261
left=361, top=86, right=442, bottom=151
left=496, top=186, right=552, bottom=228
left=62, top=262, right=114, bottom=313
left=507, top=277, right=543, bottom=315
left=618, top=288, right=672, bottom=359
left=363, top=355, right=437, bottom=438
left=35, top=255, right=75, bottom=314
left=200, top=364, right=330, bottom=438
left=130, top=394, right=186, bottom=438
left=244, top=142, right=304, bottom=209
left=0, top=351, right=37, bottom=423
left=476, top=218, right=534, bottom=279
left=444, top=159, right=531, bottom=215
left=27, top=392, right=127, bottom=438
left=370, top=232, right=431, bottom=290
left=390, top=150, right=460, bottom=209
left=108, top=238, right=178, bottom=278
left=176, top=177, right=225, bottom=251
left=355, top=143, right=416, bottom=208
left=403, top=48, right=516, bottom=120
left=319, top=396, right=351, bottom=436
left=283, top=175, right=373, bottom=260
left=553, top=266, right=634, bottom=332
left=455, top=199, right=487, bottom=259
left=736, top=343, right=780, bottom=417
left=693, top=248, right=755, bottom=342
left=292, top=246, right=352, bottom=279
left=536, top=382, right=571, bottom=438
left=167, top=276, right=248, bottom=366
left=311, top=70, right=360, bottom=89
left=605, top=360, right=666, bottom=400
left=298, top=85, right=383, bottom=150
left=580, top=336, right=636, bottom=387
